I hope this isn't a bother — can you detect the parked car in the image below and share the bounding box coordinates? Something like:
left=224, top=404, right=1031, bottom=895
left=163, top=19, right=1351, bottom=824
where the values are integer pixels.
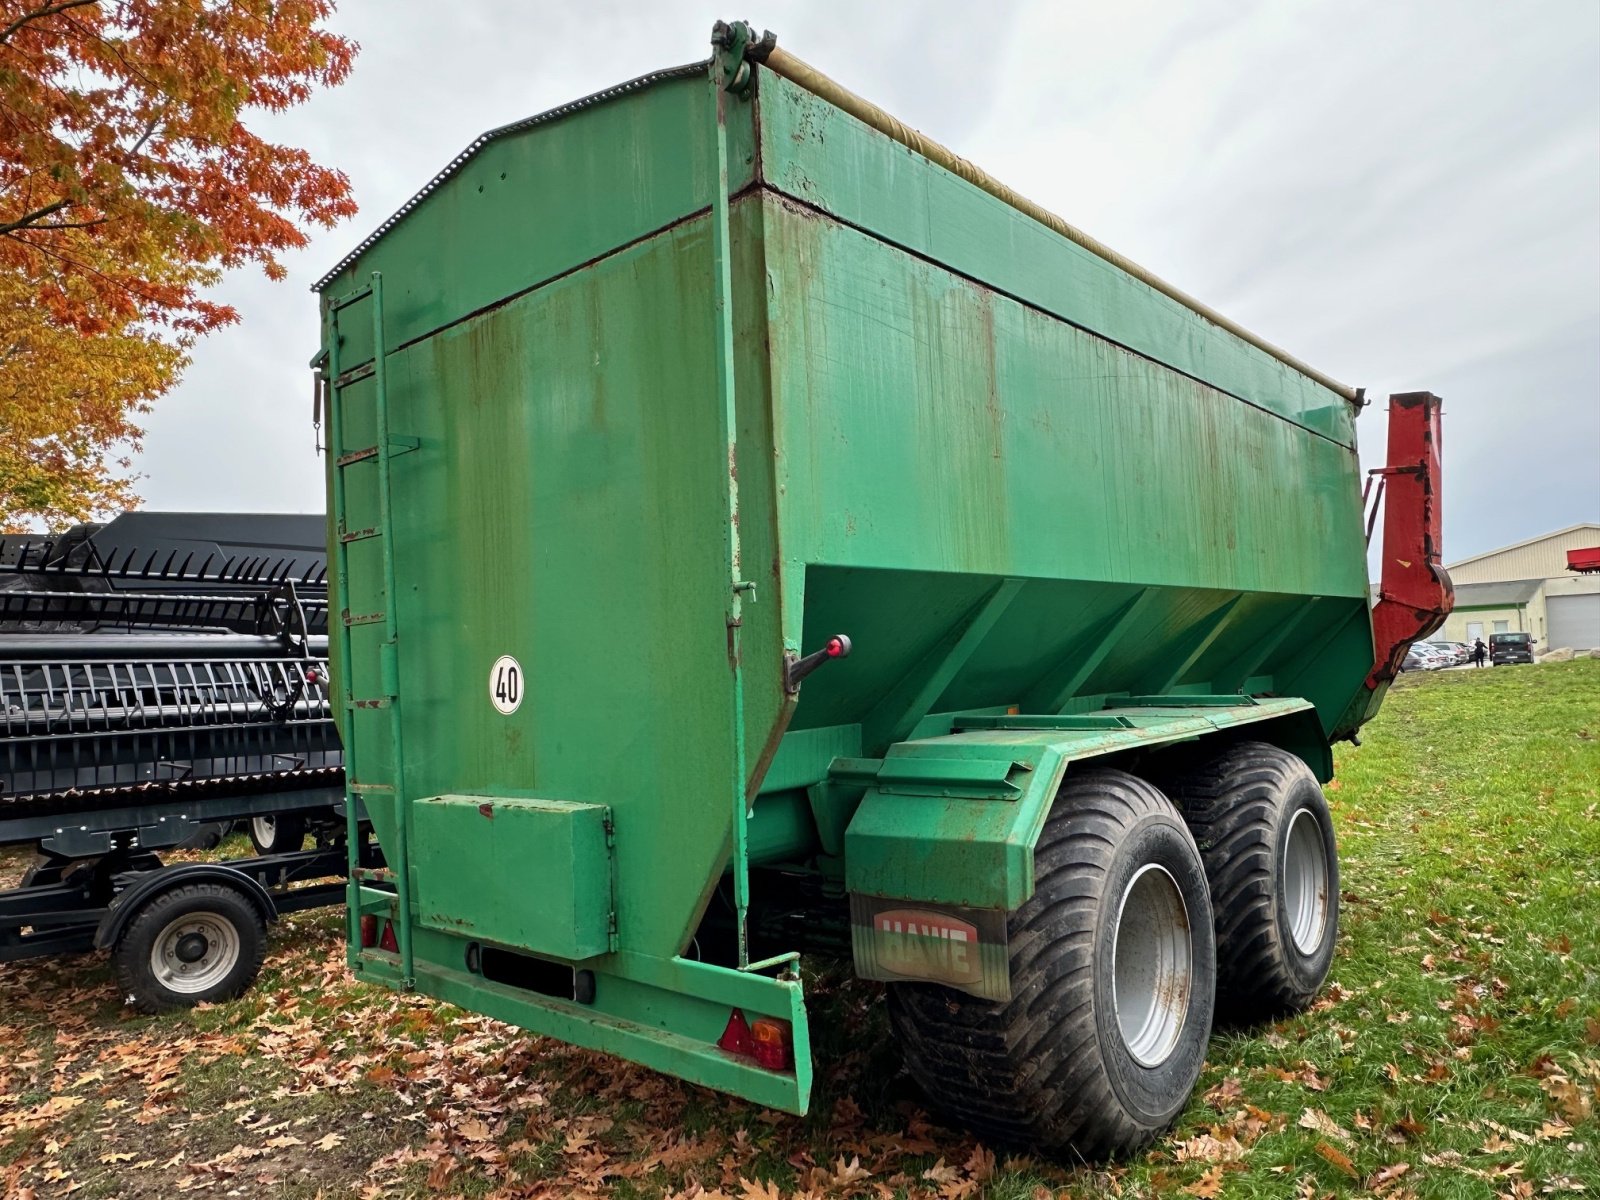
left=1402, top=644, right=1449, bottom=672
left=1425, top=640, right=1469, bottom=666
left=1490, top=631, right=1535, bottom=665
left=1406, top=644, right=1446, bottom=670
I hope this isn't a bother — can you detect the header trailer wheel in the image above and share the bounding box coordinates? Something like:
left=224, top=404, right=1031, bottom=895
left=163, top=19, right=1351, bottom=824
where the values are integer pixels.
left=111, top=881, right=267, bottom=1012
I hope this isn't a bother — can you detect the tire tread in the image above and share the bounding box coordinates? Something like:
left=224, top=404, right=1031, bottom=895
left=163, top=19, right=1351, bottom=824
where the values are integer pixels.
left=1166, top=742, right=1334, bottom=1021
left=888, top=769, right=1206, bottom=1157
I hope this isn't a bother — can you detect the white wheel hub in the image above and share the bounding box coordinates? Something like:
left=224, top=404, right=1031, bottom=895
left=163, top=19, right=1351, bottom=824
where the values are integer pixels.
left=1111, top=863, right=1193, bottom=1067
left=150, top=913, right=241, bottom=994
left=252, top=815, right=277, bottom=846
left=1284, top=808, right=1330, bottom=953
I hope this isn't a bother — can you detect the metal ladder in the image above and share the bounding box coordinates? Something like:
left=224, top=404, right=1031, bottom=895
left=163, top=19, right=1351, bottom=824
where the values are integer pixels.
left=326, top=272, right=415, bottom=986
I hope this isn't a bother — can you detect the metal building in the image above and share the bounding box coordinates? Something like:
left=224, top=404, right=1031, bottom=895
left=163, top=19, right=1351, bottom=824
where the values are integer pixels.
left=1438, top=524, right=1600, bottom=651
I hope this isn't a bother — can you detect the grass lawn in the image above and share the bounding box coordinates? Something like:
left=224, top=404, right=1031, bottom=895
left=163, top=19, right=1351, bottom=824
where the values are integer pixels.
left=1, top=660, right=1596, bottom=1198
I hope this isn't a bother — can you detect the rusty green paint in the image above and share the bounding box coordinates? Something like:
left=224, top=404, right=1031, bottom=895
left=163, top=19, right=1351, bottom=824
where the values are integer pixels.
left=316, top=44, right=1380, bottom=1115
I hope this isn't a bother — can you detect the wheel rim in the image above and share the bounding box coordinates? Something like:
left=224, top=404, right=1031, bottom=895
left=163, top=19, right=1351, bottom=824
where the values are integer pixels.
left=1284, top=808, right=1330, bottom=953
left=149, top=913, right=241, bottom=994
left=252, top=815, right=276, bottom=845
left=1111, top=863, right=1192, bottom=1068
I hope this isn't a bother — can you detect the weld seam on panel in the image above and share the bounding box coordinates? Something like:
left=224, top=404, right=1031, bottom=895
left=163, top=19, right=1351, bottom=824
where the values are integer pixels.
left=759, top=185, right=1357, bottom=453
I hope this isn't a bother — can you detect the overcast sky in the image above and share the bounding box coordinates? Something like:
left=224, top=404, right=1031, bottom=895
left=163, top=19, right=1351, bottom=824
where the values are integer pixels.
left=132, top=0, right=1600, bottom=566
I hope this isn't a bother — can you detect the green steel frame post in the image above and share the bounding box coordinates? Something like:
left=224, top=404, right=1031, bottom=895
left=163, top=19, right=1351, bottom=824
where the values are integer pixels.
left=326, top=298, right=362, bottom=970
left=325, top=274, right=415, bottom=987
left=710, top=49, right=753, bottom=969
left=368, top=272, right=415, bottom=988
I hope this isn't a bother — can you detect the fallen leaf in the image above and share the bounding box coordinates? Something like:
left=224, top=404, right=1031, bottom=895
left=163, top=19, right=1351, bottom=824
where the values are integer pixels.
left=1182, top=1165, right=1225, bottom=1197
left=1314, top=1142, right=1358, bottom=1178
left=962, top=1144, right=995, bottom=1182
left=1203, top=1077, right=1244, bottom=1109
left=832, top=1156, right=871, bottom=1185
left=1299, top=1108, right=1352, bottom=1143
left=921, top=1158, right=961, bottom=1185
left=1368, top=1162, right=1411, bottom=1189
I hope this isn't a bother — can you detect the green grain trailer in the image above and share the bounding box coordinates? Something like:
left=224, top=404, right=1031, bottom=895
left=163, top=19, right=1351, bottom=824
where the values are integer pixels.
left=312, top=24, right=1451, bottom=1156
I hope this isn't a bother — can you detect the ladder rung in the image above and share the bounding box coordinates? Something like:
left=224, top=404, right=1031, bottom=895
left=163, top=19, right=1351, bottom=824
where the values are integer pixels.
left=335, top=435, right=420, bottom=468
left=328, top=284, right=373, bottom=312
left=343, top=610, right=385, bottom=626
left=340, top=526, right=381, bottom=544
left=349, top=781, right=394, bottom=794
left=348, top=697, right=393, bottom=710
left=334, top=362, right=374, bottom=388
left=337, top=445, right=379, bottom=467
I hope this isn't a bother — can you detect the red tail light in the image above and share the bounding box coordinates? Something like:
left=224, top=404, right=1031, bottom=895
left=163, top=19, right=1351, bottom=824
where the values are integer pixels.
left=750, top=1018, right=793, bottom=1070
left=379, top=921, right=399, bottom=953
left=359, top=914, right=377, bottom=947
left=717, top=1009, right=792, bottom=1071
left=717, top=1008, right=754, bottom=1056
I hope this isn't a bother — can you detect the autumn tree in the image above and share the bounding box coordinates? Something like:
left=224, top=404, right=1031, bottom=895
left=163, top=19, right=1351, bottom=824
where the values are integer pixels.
left=0, top=0, right=357, bottom=530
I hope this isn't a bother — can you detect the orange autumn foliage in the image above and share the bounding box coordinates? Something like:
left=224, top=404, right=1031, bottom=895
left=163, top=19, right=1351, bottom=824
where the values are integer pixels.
left=0, top=0, right=357, bottom=528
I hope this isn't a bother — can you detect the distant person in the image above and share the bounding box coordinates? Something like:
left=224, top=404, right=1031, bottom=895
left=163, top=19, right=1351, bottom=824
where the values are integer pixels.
left=1472, top=638, right=1487, bottom=667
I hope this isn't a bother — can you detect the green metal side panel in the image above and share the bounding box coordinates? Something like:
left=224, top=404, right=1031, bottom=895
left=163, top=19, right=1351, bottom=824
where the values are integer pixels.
left=340, top=217, right=757, bottom=959
left=320, top=72, right=756, bottom=376
left=843, top=698, right=1315, bottom=910
left=411, top=795, right=613, bottom=960
left=757, top=180, right=1373, bottom=741
left=753, top=68, right=1355, bottom=447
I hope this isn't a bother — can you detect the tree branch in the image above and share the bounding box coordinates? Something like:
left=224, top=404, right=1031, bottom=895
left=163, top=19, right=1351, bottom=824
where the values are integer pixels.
left=0, top=198, right=69, bottom=236
left=23, top=216, right=108, bottom=231
left=0, top=0, right=101, bottom=47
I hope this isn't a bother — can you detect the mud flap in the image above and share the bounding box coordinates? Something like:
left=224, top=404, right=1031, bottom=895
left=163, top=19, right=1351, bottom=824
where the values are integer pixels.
left=849, top=894, right=1011, bottom=1000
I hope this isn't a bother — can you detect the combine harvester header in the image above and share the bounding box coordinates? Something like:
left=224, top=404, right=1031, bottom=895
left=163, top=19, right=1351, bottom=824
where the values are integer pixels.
left=0, top=513, right=358, bottom=1010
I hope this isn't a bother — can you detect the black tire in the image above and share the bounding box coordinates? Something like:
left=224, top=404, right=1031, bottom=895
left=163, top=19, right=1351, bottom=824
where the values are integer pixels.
left=887, top=769, right=1216, bottom=1158
left=248, top=812, right=307, bottom=856
left=1165, top=741, right=1339, bottom=1023
left=112, top=882, right=267, bottom=1012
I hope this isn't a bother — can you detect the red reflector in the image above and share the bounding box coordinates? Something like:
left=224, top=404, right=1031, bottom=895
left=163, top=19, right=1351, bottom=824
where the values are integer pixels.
left=750, top=1018, right=793, bottom=1071
left=717, top=1008, right=753, bottom=1056
left=379, top=921, right=399, bottom=953
left=359, top=914, right=377, bottom=948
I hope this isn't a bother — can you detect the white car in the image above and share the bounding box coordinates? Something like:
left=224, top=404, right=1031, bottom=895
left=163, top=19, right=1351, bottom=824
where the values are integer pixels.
left=1423, top=640, right=1469, bottom=666
left=1411, top=645, right=1452, bottom=670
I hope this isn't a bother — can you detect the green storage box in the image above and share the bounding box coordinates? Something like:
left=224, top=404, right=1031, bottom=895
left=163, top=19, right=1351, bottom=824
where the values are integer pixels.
left=411, top=795, right=612, bottom=961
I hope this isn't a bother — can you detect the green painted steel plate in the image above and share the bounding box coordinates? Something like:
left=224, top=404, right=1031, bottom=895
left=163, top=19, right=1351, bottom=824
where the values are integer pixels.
left=411, top=795, right=612, bottom=960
